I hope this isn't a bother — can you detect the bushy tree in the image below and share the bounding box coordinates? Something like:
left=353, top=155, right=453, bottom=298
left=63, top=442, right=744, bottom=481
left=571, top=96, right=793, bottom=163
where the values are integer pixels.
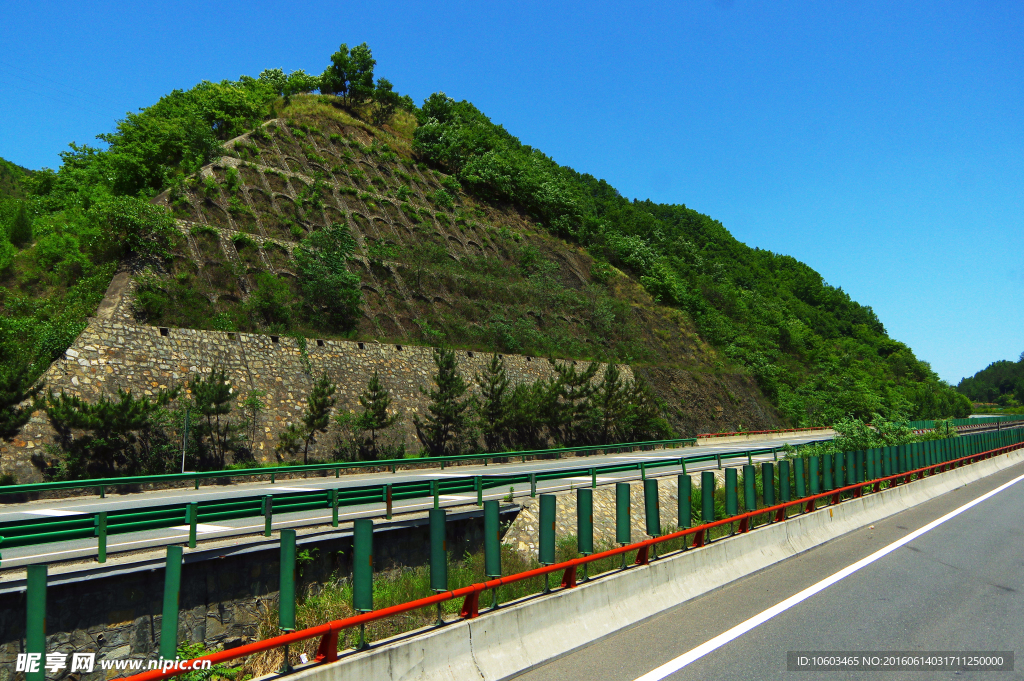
left=356, top=371, right=400, bottom=459
left=294, top=222, right=362, bottom=331
left=323, top=43, right=375, bottom=106
left=371, top=78, right=401, bottom=126
left=8, top=203, right=32, bottom=247
left=415, top=347, right=472, bottom=456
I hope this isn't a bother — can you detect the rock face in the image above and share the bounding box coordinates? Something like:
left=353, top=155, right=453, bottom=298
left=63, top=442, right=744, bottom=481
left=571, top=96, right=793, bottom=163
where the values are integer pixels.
left=503, top=476, right=688, bottom=556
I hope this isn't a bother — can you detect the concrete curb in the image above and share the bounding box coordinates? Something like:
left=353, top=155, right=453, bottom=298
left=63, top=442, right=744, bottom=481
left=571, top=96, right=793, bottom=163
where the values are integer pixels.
left=695, top=429, right=833, bottom=446
left=284, top=447, right=1024, bottom=681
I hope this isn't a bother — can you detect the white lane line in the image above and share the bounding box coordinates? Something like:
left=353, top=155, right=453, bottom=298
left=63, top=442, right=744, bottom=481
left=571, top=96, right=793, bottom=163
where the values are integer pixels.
left=23, top=509, right=87, bottom=517
left=266, top=487, right=324, bottom=492
left=632, top=470, right=1024, bottom=681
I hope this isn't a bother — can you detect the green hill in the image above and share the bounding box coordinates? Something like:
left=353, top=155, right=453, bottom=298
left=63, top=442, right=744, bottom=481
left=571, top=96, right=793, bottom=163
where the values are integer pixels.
left=958, top=356, right=1024, bottom=407
left=0, top=45, right=970, bottom=441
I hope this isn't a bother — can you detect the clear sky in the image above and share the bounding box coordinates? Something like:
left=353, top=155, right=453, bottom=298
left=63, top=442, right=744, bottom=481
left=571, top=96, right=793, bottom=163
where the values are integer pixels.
left=1, top=1, right=1020, bottom=384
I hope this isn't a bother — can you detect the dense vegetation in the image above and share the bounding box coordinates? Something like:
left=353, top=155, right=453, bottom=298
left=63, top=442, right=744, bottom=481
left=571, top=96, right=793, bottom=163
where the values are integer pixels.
left=0, top=41, right=971, bottom=466
left=957, top=354, right=1024, bottom=408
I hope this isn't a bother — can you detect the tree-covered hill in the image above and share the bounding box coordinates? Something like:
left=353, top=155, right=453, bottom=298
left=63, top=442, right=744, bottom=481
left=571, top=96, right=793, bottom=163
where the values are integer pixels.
left=958, top=355, right=1024, bottom=407
left=0, top=43, right=970, bottom=441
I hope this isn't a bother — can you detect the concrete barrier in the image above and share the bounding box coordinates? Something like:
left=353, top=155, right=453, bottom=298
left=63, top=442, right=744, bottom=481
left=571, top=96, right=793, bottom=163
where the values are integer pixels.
left=283, top=447, right=1024, bottom=681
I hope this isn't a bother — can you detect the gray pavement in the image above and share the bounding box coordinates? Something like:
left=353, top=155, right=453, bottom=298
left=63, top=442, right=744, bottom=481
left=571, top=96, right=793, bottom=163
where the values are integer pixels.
left=0, top=434, right=829, bottom=568
left=513, top=456, right=1024, bottom=681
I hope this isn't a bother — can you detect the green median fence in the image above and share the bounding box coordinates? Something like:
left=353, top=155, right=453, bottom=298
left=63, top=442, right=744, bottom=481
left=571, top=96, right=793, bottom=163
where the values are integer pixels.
left=538, top=494, right=556, bottom=566
left=484, top=500, right=501, bottom=578
left=678, top=475, right=691, bottom=529
left=577, top=488, right=594, bottom=555
left=160, top=546, right=182, bottom=660
left=644, top=479, right=660, bottom=537
left=743, top=465, right=756, bottom=512
left=352, top=519, right=373, bottom=613
left=701, top=471, right=715, bottom=524
left=615, top=483, right=631, bottom=545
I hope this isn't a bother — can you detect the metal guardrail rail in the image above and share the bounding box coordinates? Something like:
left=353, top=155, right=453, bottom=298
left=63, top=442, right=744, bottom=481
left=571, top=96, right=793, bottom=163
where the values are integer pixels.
left=0, top=439, right=828, bottom=563
left=0, top=437, right=704, bottom=499
left=110, top=426, right=1024, bottom=681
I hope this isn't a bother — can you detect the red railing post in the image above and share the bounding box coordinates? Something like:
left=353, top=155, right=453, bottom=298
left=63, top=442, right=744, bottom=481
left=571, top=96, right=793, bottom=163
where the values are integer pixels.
left=692, top=528, right=706, bottom=548
left=774, top=506, right=786, bottom=523
left=634, top=545, right=650, bottom=566
left=561, top=565, right=577, bottom=588
left=805, top=498, right=816, bottom=513
left=738, top=516, right=749, bottom=533
left=461, top=590, right=481, bottom=619
left=315, top=628, right=339, bottom=663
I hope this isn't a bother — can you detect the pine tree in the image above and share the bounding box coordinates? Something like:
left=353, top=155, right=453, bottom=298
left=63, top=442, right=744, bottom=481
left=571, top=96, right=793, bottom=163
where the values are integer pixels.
left=414, top=348, right=471, bottom=456
left=0, top=362, right=40, bottom=440
left=356, top=371, right=400, bottom=459
left=476, top=354, right=511, bottom=452
left=190, top=369, right=235, bottom=468
left=594, top=363, right=628, bottom=444
left=301, top=373, right=336, bottom=464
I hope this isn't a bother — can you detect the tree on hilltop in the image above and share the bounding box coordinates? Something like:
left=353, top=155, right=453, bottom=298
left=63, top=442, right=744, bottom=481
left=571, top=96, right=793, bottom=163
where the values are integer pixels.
left=322, top=42, right=375, bottom=107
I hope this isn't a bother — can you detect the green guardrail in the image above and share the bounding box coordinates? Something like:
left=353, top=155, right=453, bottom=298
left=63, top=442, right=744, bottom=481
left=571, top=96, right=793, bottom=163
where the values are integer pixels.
left=6, top=428, right=1020, bottom=564
left=0, top=437, right=701, bottom=499
left=0, top=439, right=824, bottom=563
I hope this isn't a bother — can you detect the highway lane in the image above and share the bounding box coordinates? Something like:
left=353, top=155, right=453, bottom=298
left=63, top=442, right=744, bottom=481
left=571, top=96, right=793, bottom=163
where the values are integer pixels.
left=513, top=455, right=1024, bottom=681
left=0, top=436, right=823, bottom=568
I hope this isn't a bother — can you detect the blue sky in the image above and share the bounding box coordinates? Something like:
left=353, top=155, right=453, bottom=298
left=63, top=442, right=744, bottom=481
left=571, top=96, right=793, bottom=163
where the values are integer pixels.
left=1, top=0, right=1020, bottom=383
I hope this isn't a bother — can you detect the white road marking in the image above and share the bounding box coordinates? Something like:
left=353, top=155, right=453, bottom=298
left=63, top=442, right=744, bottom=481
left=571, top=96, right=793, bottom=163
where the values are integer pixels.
left=23, top=509, right=86, bottom=517
left=170, top=523, right=234, bottom=533
left=632, top=470, right=1024, bottom=681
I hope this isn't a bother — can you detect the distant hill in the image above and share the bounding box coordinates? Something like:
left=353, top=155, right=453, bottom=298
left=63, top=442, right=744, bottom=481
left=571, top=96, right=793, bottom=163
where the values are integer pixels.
left=0, top=157, right=31, bottom=199
left=958, top=356, right=1024, bottom=406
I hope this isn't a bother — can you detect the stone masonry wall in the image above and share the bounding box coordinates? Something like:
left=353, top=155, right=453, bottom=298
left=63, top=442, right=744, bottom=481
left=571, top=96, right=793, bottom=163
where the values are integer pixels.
left=0, top=315, right=631, bottom=483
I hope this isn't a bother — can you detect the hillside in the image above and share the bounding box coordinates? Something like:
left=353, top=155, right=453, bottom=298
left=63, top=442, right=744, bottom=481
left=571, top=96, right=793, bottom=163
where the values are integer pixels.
left=0, top=47, right=970, bottom=452
left=958, top=356, right=1024, bottom=407
left=0, top=157, right=31, bottom=200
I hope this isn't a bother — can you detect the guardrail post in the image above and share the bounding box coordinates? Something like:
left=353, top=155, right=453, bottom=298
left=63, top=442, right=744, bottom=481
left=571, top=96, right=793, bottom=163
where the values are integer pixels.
left=475, top=476, right=483, bottom=506
left=725, top=467, right=738, bottom=518
left=644, top=479, right=660, bottom=558
left=779, top=460, right=791, bottom=504
left=772, top=447, right=778, bottom=462
left=194, top=477, right=199, bottom=490
left=809, top=456, right=820, bottom=495
left=716, top=451, right=722, bottom=469
left=429, top=508, right=447, bottom=622
left=539, top=494, right=556, bottom=592
left=279, top=529, right=296, bottom=631
left=263, top=495, right=273, bottom=537
left=577, top=488, right=593, bottom=580
left=747, top=450, right=752, bottom=466
left=616, top=482, right=631, bottom=567
left=386, top=485, right=393, bottom=519
left=761, top=462, right=775, bottom=512
left=99, top=484, right=105, bottom=499
left=353, top=518, right=373, bottom=648
left=187, top=503, right=198, bottom=549
left=794, top=458, right=806, bottom=498
left=431, top=479, right=439, bottom=509
left=484, top=499, right=502, bottom=601
left=678, top=474, right=691, bottom=533
left=95, top=512, right=107, bottom=563
left=160, top=546, right=182, bottom=661
left=530, top=473, right=537, bottom=498
left=640, top=462, right=646, bottom=480
left=701, top=470, right=715, bottom=526
left=591, top=468, right=597, bottom=489
left=25, top=564, right=46, bottom=681
left=680, top=458, right=687, bottom=474
left=822, top=454, right=833, bottom=492
left=331, top=488, right=339, bottom=527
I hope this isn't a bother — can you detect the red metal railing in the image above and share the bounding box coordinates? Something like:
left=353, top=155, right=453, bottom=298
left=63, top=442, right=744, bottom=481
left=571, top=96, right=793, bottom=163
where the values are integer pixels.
left=123, top=441, right=1023, bottom=681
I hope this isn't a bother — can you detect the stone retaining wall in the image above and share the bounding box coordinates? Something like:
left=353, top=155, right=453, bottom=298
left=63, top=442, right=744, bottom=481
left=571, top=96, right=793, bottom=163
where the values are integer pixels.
left=0, top=317, right=630, bottom=483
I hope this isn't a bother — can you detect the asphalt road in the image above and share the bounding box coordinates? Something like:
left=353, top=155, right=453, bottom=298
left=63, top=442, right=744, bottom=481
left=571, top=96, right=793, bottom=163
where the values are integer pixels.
left=513, top=457, right=1024, bottom=681
left=0, top=434, right=829, bottom=567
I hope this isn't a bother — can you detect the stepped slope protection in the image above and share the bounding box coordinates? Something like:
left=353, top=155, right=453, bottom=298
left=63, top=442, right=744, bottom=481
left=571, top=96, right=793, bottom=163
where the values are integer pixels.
left=0, top=50, right=969, bottom=480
